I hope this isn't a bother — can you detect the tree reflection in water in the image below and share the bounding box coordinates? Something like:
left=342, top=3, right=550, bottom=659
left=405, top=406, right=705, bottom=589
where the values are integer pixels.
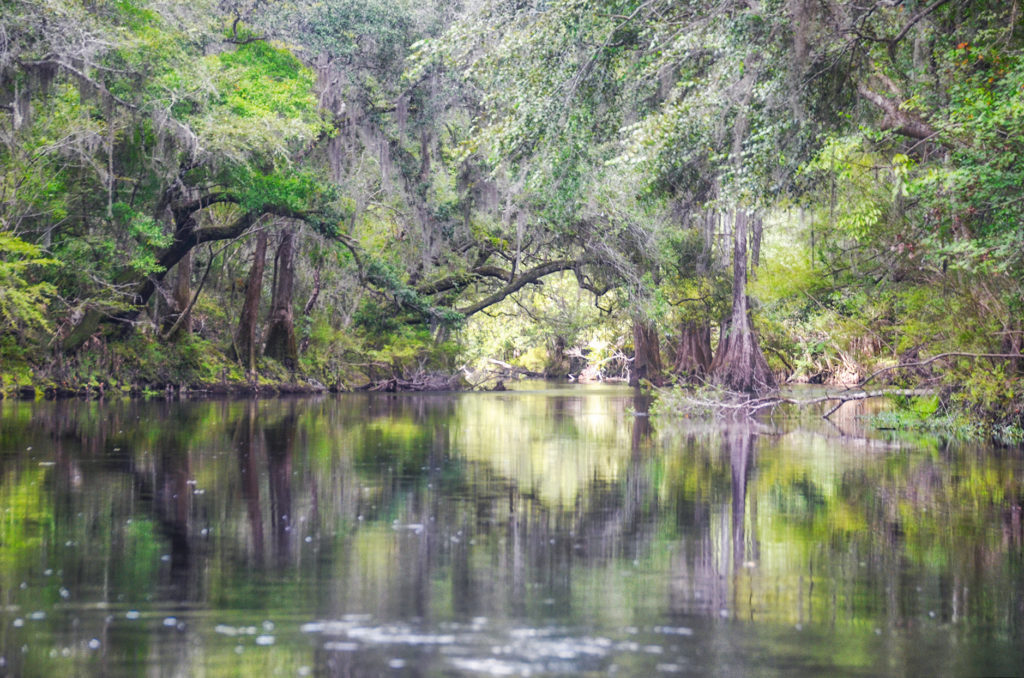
left=0, top=388, right=1020, bottom=677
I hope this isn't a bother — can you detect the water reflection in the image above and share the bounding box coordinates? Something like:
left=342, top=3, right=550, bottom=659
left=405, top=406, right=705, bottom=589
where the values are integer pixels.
left=0, top=388, right=1021, bottom=676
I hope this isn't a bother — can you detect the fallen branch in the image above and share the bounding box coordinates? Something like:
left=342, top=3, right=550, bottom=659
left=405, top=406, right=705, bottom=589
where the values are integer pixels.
left=485, top=358, right=545, bottom=378
left=854, top=352, right=1023, bottom=389
left=658, top=387, right=933, bottom=420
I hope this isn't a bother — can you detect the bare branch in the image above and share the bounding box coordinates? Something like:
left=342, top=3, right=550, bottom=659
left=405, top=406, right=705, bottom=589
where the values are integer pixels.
left=852, top=352, right=1024, bottom=389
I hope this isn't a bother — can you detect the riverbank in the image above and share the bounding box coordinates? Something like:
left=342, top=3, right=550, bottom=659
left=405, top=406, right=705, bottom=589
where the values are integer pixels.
left=0, top=333, right=348, bottom=400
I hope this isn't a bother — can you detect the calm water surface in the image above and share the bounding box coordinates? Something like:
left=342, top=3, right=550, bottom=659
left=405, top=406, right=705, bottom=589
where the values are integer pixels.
left=0, top=383, right=1021, bottom=677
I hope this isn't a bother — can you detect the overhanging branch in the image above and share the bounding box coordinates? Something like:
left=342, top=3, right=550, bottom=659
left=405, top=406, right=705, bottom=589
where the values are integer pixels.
left=456, top=260, right=578, bottom=317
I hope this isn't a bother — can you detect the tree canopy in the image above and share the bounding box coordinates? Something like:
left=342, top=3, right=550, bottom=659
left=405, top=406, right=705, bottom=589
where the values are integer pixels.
left=0, top=0, right=1021, bottom=430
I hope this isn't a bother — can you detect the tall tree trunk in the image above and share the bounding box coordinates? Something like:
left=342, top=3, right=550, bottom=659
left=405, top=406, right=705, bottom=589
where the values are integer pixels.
left=630, top=319, right=664, bottom=386
left=710, top=211, right=777, bottom=394
left=164, top=249, right=193, bottom=339
left=749, top=214, right=763, bottom=275
left=233, top=230, right=268, bottom=374
left=673, top=320, right=712, bottom=377
left=263, top=227, right=299, bottom=369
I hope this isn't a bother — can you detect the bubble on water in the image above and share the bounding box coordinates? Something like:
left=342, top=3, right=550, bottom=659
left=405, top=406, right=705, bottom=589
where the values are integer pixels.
left=61, top=647, right=71, bottom=657
left=163, top=617, right=177, bottom=627
left=298, top=667, right=312, bottom=676
left=653, top=626, right=693, bottom=636
left=794, top=624, right=803, bottom=631
left=215, top=625, right=238, bottom=636
left=43, top=569, right=53, bottom=577
left=718, top=609, right=729, bottom=619
left=304, top=536, right=313, bottom=543
left=255, top=635, right=275, bottom=646
left=656, top=664, right=682, bottom=673
left=88, top=639, right=101, bottom=650
left=19, top=582, right=26, bottom=589
left=177, top=622, right=186, bottom=631
left=125, top=611, right=140, bottom=620
left=12, top=619, right=23, bottom=628
left=234, top=645, right=244, bottom=655
left=59, top=587, right=70, bottom=599
left=300, top=623, right=324, bottom=634
left=28, top=611, right=45, bottom=621
left=874, top=628, right=882, bottom=635
left=200, top=528, right=209, bottom=536
left=160, top=554, right=171, bottom=562
left=388, top=659, right=406, bottom=669
left=262, top=621, right=275, bottom=632
left=928, top=610, right=936, bottom=618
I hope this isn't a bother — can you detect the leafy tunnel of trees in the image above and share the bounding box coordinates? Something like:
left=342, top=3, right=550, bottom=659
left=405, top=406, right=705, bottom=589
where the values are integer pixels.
left=1, top=0, right=1022, bottom=428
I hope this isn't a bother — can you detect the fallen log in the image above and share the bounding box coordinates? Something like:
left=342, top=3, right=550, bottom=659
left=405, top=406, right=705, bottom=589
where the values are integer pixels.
left=358, top=374, right=465, bottom=392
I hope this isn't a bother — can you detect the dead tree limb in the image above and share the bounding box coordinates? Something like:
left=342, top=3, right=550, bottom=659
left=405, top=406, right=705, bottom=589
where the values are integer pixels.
left=659, top=387, right=933, bottom=420
left=853, top=352, right=1024, bottom=389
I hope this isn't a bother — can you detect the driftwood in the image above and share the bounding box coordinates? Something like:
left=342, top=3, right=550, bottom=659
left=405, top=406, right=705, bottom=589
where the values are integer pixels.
left=661, top=387, right=933, bottom=420
left=484, top=358, right=545, bottom=378
left=358, top=374, right=464, bottom=392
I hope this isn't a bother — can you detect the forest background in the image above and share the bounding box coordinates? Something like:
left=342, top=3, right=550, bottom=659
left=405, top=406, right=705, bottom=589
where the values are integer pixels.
left=1, top=0, right=1022, bottom=438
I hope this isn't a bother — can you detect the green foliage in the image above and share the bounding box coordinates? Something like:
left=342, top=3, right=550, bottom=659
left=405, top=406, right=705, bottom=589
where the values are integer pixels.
left=0, top=232, right=57, bottom=334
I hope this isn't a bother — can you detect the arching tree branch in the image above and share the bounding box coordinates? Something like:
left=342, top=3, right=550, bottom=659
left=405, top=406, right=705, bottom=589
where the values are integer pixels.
left=456, top=260, right=579, bottom=318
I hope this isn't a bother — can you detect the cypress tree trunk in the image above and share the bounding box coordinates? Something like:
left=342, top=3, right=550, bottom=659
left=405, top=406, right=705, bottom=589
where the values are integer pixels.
left=233, top=230, right=268, bottom=374
left=629, top=319, right=664, bottom=386
left=263, top=228, right=298, bottom=369
left=710, top=211, right=777, bottom=394
left=673, top=320, right=712, bottom=377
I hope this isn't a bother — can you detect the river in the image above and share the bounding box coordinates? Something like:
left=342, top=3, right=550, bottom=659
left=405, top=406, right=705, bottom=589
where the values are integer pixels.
left=0, top=382, right=1021, bottom=676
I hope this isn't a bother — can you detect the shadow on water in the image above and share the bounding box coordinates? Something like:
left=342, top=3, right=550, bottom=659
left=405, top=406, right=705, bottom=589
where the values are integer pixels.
left=0, top=387, right=1021, bottom=676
